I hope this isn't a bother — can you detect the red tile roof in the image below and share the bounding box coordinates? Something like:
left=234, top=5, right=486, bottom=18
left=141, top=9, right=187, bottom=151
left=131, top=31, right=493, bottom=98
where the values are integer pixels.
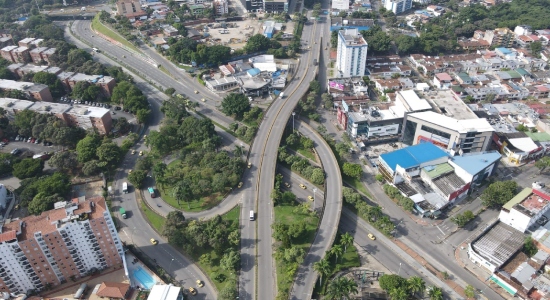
left=96, top=281, right=130, bottom=299
left=0, top=230, right=17, bottom=242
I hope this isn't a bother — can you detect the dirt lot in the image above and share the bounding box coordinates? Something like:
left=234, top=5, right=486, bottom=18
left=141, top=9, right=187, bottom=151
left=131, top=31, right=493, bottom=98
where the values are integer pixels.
left=71, top=180, right=105, bottom=199
left=191, top=17, right=295, bottom=50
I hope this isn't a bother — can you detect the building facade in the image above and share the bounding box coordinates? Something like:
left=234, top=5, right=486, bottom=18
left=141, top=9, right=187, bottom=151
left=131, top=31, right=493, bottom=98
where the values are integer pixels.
left=0, top=79, right=53, bottom=102
left=383, top=0, right=412, bottom=14
left=115, top=0, right=146, bottom=19
left=402, top=111, right=494, bottom=153
left=0, top=197, right=123, bottom=294
left=263, top=0, right=287, bottom=12
left=336, top=28, right=368, bottom=78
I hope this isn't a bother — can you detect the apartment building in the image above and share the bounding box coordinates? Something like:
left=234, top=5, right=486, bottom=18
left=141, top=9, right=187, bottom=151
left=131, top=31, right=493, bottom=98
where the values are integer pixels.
left=336, top=28, right=368, bottom=78
left=402, top=111, right=494, bottom=153
left=115, top=0, right=146, bottom=19
left=0, top=79, right=53, bottom=102
left=383, top=0, right=412, bottom=14
left=0, top=98, right=113, bottom=134
left=213, top=0, right=229, bottom=15
left=474, top=28, right=515, bottom=48
left=29, top=47, right=56, bottom=64
left=0, top=197, right=123, bottom=294
left=57, top=72, right=117, bottom=97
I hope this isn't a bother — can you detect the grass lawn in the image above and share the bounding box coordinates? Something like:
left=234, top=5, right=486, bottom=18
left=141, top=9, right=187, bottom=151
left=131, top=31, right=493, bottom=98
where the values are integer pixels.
left=288, top=144, right=317, bottom=161
left=159, top=64, right=171, bottom=77
left=274, top=204, right=320, bottom=296
left=140, top=201, right=165, bottom=232
left=188, top=206, right=240, bottom=291
left=344, top=176, right=372, bottom=199
left=91, top=15, right=140, bottom=53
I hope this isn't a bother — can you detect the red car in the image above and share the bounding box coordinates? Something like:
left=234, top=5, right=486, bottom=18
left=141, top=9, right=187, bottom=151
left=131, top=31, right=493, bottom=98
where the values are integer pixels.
left=1, top=138, right=8, bottom=144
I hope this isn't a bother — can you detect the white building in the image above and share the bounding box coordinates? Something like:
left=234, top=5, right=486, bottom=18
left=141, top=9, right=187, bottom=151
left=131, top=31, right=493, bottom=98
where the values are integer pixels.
left=0, top=184, right=7, bottom=209
left=332, top=0, right=350, bottom=10
left=499, top=188, right=550, bottom=233
left=148, top=285, right=185, bottom=300
left=336, top=28, right=368, bottom=78
left=383, top=0, right=412, bottom=14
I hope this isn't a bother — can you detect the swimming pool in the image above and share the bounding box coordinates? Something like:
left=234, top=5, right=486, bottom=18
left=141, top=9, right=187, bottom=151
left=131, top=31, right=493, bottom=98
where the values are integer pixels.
left=132, top=266, right=155, bottom=289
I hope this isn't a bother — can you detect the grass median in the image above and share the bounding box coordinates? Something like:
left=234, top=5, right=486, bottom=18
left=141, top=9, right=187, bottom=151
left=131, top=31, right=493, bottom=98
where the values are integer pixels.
left=91, top=15, right=140, bottom=53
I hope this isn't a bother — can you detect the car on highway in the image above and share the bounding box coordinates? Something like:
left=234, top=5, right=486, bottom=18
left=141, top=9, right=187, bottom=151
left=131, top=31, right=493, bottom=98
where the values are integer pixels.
left=196, top=280, right=204, bottom=287
left=139, top=151, right=143, bottom=156
left=299, top=184, right=306, bottom=189
left=284, top=182, right=291, bottom=188
left=128, top=169, right=132, bottom=174
left=308, top=196, right=314, bottom=201
left=201, top=98, right=206, bottom=102
left=247, top=162, right=251, bottom=168
left=150, top=238, right=158, bottom=245
left=194, top=90, right=199, bottom=94
left=188, top=287, right=197, bottom=295
left=238, top=182, right=243, bottom=188
left=368, top=233, right=376, bottom=240
left=131, top=150, right=136, bottom=155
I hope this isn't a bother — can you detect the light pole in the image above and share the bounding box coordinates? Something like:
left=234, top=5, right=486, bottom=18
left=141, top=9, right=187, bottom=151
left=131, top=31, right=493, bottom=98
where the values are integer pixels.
left=169, top=258, right=175, bottom=275
left=313, top=188, right=317, bottom=211
left=397, top=263, right=402, bottom=276
left=292, top=112, right=296, bottom=132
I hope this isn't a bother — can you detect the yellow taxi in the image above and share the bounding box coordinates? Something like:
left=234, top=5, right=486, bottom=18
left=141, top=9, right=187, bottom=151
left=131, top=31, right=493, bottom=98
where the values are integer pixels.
left=150, top=238, right=158, bottom=245
left=299, top=184, right=306, bottom=189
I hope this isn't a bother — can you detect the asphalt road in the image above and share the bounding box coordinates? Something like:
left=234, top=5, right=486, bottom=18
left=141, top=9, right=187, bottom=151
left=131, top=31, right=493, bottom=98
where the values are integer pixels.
left=65, top=24, right=218, bottom=299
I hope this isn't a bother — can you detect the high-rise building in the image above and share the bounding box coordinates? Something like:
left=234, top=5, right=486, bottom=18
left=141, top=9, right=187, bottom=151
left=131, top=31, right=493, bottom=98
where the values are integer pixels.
left=383, top=0, right=412, bottom=14
left=0, top=197, right=123, bottom=294
left=336, top=28, right=368, bottom=78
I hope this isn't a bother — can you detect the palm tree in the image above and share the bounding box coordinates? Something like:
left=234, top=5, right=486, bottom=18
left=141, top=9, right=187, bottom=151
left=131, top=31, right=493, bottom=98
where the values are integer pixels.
left=340, top=232, right=354, bottom=253
left=172, top=180, right=192, bottom=209
left=330, top=244, right=344, bottom=264
left=389, top=287, right=409, bottom=300
left=325, top=276, right=358, bottom=300
left=427, top=286, right=444, bottom=300
left=407, top=276, right=425, bottom=297
left=313, top=259, right=330, bottom=286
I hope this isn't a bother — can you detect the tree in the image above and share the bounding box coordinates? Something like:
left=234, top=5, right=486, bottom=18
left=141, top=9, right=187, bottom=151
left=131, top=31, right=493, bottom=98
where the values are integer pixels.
left=310, top=168, right=325, bottom=185
left=389, top=287, right=409, bottom=300
left=375, top=174, right=385, bottom=183
left=325, top=276, right=359, bottom=300
left=244, top=34, right=272, bottom=53
left=48, top=151, right=78, bottom=174
left=28, top=193, right=64, bottom=215
left=76, top=134, right=101, bottom=163
left=128, top=170, right=147, bottom=188
left=451, top=210, right=475, bottom=227
left=313, top=259, right=331, bottom=286
left=164, top=87, right=176, bottom=95
left=0, top=153, right=17, bottom=175
left=12, top=158, right=44, bottom=179
left=407, top=276, right=425, bottom=297
left=173, top=180, right=192, bottom=209
left=427, top=286, right=444, bottom=300
left=163, top=211, right=185, bottom=244
left=464, top=285, right=476, bottom=299
left=480, top=180, right=518, bottom=208
left=395, top=34, right=418, bottom=54
left=309, top=80, right=321, bottom=95
left=220, top=250, right=240, bottom=271
left=96, top=142, right=121, bottom=165
left=524, top=236, right=538, bottom=257
left=379, top=274, right=407, bottom=292
left=82, top=160, right=102, bottom=176
left=340, top=232, right=354, bottom=253
left=221, top=93, right=250, bottom=118
left=33, top=72, right=64, bottom=97
left=329, top=244, right=344, bottom=263
left=283, top=246, right=305, bottom=264
left=342, top=162, right=362, bottom=179
left=535, top=157, right=550, bottom=173
left=531, top=41, right=543, bottom=56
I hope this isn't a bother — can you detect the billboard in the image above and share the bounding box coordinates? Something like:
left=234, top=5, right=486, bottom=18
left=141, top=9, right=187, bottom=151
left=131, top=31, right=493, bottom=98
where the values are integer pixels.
left=329, top=81, right=345, bottom=91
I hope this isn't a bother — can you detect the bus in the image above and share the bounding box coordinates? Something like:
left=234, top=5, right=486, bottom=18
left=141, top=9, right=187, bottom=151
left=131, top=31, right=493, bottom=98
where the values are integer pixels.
left=122, top=182, right=128, bottom=194
left=148, top=187, right=156, bottom=198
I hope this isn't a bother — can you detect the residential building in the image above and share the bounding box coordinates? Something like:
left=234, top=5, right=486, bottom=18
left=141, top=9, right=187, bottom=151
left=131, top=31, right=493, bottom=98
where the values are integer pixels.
left=0, top=98, right=113, bottom=134
left=383, top=0, right=412, bottom=14
left=402, top=111, right=494, bottom=153
left=499, top=187, right=550, bottom=233
left=115, top=0, right=146, bottom=19
left=163, top=25, right=179, bottom=37
left=0, top=46, right=17, bottom=63
left=0, top=197, right=123, bottom=294
left=433, top=72, right=453, bottom=89
left=205, top=76, right=239, bottom=92
left=514, top=25, right=532, bottom=36
left=0, top=36, right=13, bottom=49
left=94, top=282, right=131, bottom=299
left=213, top=0, right=229, bottom=15
left=476, top=28, right=515, bottom=48
left=0, top=79, right=53, bottom=102
left=57, top=73, right=117, bottom=97
left=189, top=4, right=205, bottom=15
left=264, top=0, right=288, bottom=13
left=147, top=284, right=185, bottom=300
left=336, top=28, right=368, bottom=78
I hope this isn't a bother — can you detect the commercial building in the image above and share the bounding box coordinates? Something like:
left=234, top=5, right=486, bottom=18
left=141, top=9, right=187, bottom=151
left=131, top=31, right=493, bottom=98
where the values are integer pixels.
left=0, top=79, right=53, bottom=102
left=0, top=197, right=123, bottom=294
left=263, top=0, right=288, bottom=13
left=336, top=28, right=368, bottom=78
left=147, top=284, right=185, bottom=300
left=0, top=98, right=113, bottom=134
left=491, top=131, right=543, bottom=165
left=244, top=0, right=264, bottom=12
left=402, top=111, right=494, bottom=153
left=383, top=0, right=412, bottom=14
left=499, top=188, right=550, bottom=233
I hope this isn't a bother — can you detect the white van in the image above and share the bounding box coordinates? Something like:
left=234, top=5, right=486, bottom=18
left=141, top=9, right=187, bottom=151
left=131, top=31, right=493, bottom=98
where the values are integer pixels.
left=249, top=210, right=255, bottom=221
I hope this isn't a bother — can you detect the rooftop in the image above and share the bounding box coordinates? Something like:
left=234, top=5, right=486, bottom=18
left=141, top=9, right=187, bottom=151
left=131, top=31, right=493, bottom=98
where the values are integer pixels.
left=525, top=131, right=550, bottom=142
left=449, top=151, right=501, bottom=176
left=435, top=72, right=452, bottom=81
left=339, top=28, right=367, bottom=46
left=407, top=111, right=494, bottom=133
left=471, top=221, right=525, bottom=268
left=380, top=143, right=449, bottom=171
left=0, top=79, right=48, bottom=92
left=503, top=187, right=533, bottom=211
left=424, top=162, right=454, bottom=179
left=508, top=137, right=539, bottom=153
left=68, top=105, right=110, bottom=118
left=424, top=90, right=478, bottom=120
left=30, top=101, right=71, bottom=115
left=0, top=98, right=34, bottom=112
left=432, top=172, right=466, bottom=196
left=95, top=282, right=130, bottom=298
left=147, top=285, right=182, bottom=300
left=397, top=90, right=431, bottom=112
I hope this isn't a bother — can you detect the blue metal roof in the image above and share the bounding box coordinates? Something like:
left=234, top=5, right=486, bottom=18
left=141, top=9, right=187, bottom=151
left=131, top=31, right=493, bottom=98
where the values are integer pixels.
left=247, top=68, right=261, bottom=76
left=380, top=143, right=449, bottom=171
left=450, top=151, right=501, bottom=176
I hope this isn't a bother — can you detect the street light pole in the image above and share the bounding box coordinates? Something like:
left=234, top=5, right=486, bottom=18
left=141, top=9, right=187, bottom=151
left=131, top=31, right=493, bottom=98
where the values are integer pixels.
left=292, top=112, right=296, bottom=132
left=169, top=258, right=175, bottom=275
left=397, top=263, right=402, bottom=276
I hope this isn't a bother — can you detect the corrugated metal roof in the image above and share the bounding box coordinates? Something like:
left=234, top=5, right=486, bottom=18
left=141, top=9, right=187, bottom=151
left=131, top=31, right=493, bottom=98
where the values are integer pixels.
left=503, top=187, right=532, bottom=211
left=380, top=143, right=448, bottom=171
left=424, top=162, right=454, bottom=179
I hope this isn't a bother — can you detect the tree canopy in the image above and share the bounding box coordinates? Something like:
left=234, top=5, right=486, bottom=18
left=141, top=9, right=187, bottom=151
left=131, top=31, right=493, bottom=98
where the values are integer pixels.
left=244, top=34, right=272, bottom=53
left=480, top=180, right=518, bottom=208
left=221, top=93, right=250, bottom=119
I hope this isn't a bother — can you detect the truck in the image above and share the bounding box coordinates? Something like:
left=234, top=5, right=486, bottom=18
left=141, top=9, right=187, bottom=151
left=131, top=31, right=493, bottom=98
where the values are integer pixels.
left=122, top=182, right=128, bottom=194
left=120, top=208, right=127, bottom=219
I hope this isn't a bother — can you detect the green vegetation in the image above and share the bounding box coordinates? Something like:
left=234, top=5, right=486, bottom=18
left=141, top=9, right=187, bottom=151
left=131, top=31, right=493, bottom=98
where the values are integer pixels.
left=162, top=210, right=239, bottom=294
left=451, top=210, right=475, bottom=228
left=383, top=184, right=415, bottom=212
left=92, top=14, right=140, bottom=52
left=12, top=158, right=44, bottom=179
left=283, top=131, right=317, bottom=161
left=480, top=180, right=518, bottom=208
left=524, top=236, right=538, bottom=257
left=343, top=187, right=396, bottom=236
left=111, top=81, right=151, bottom=123
left=15, top=172, right=71, bottom=215
left=221, top=93, right=251, bottom=119
left=378, top=274, right=427, bottom=299
left=465, top=285, right=476, bottom=299
left=140, top=201, right=165, bottom=232
left=297, top=80, right=322, bottom=121
left=278, top=146, right=325, bottom=186
left=535, top=157, right=550, bottom=173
